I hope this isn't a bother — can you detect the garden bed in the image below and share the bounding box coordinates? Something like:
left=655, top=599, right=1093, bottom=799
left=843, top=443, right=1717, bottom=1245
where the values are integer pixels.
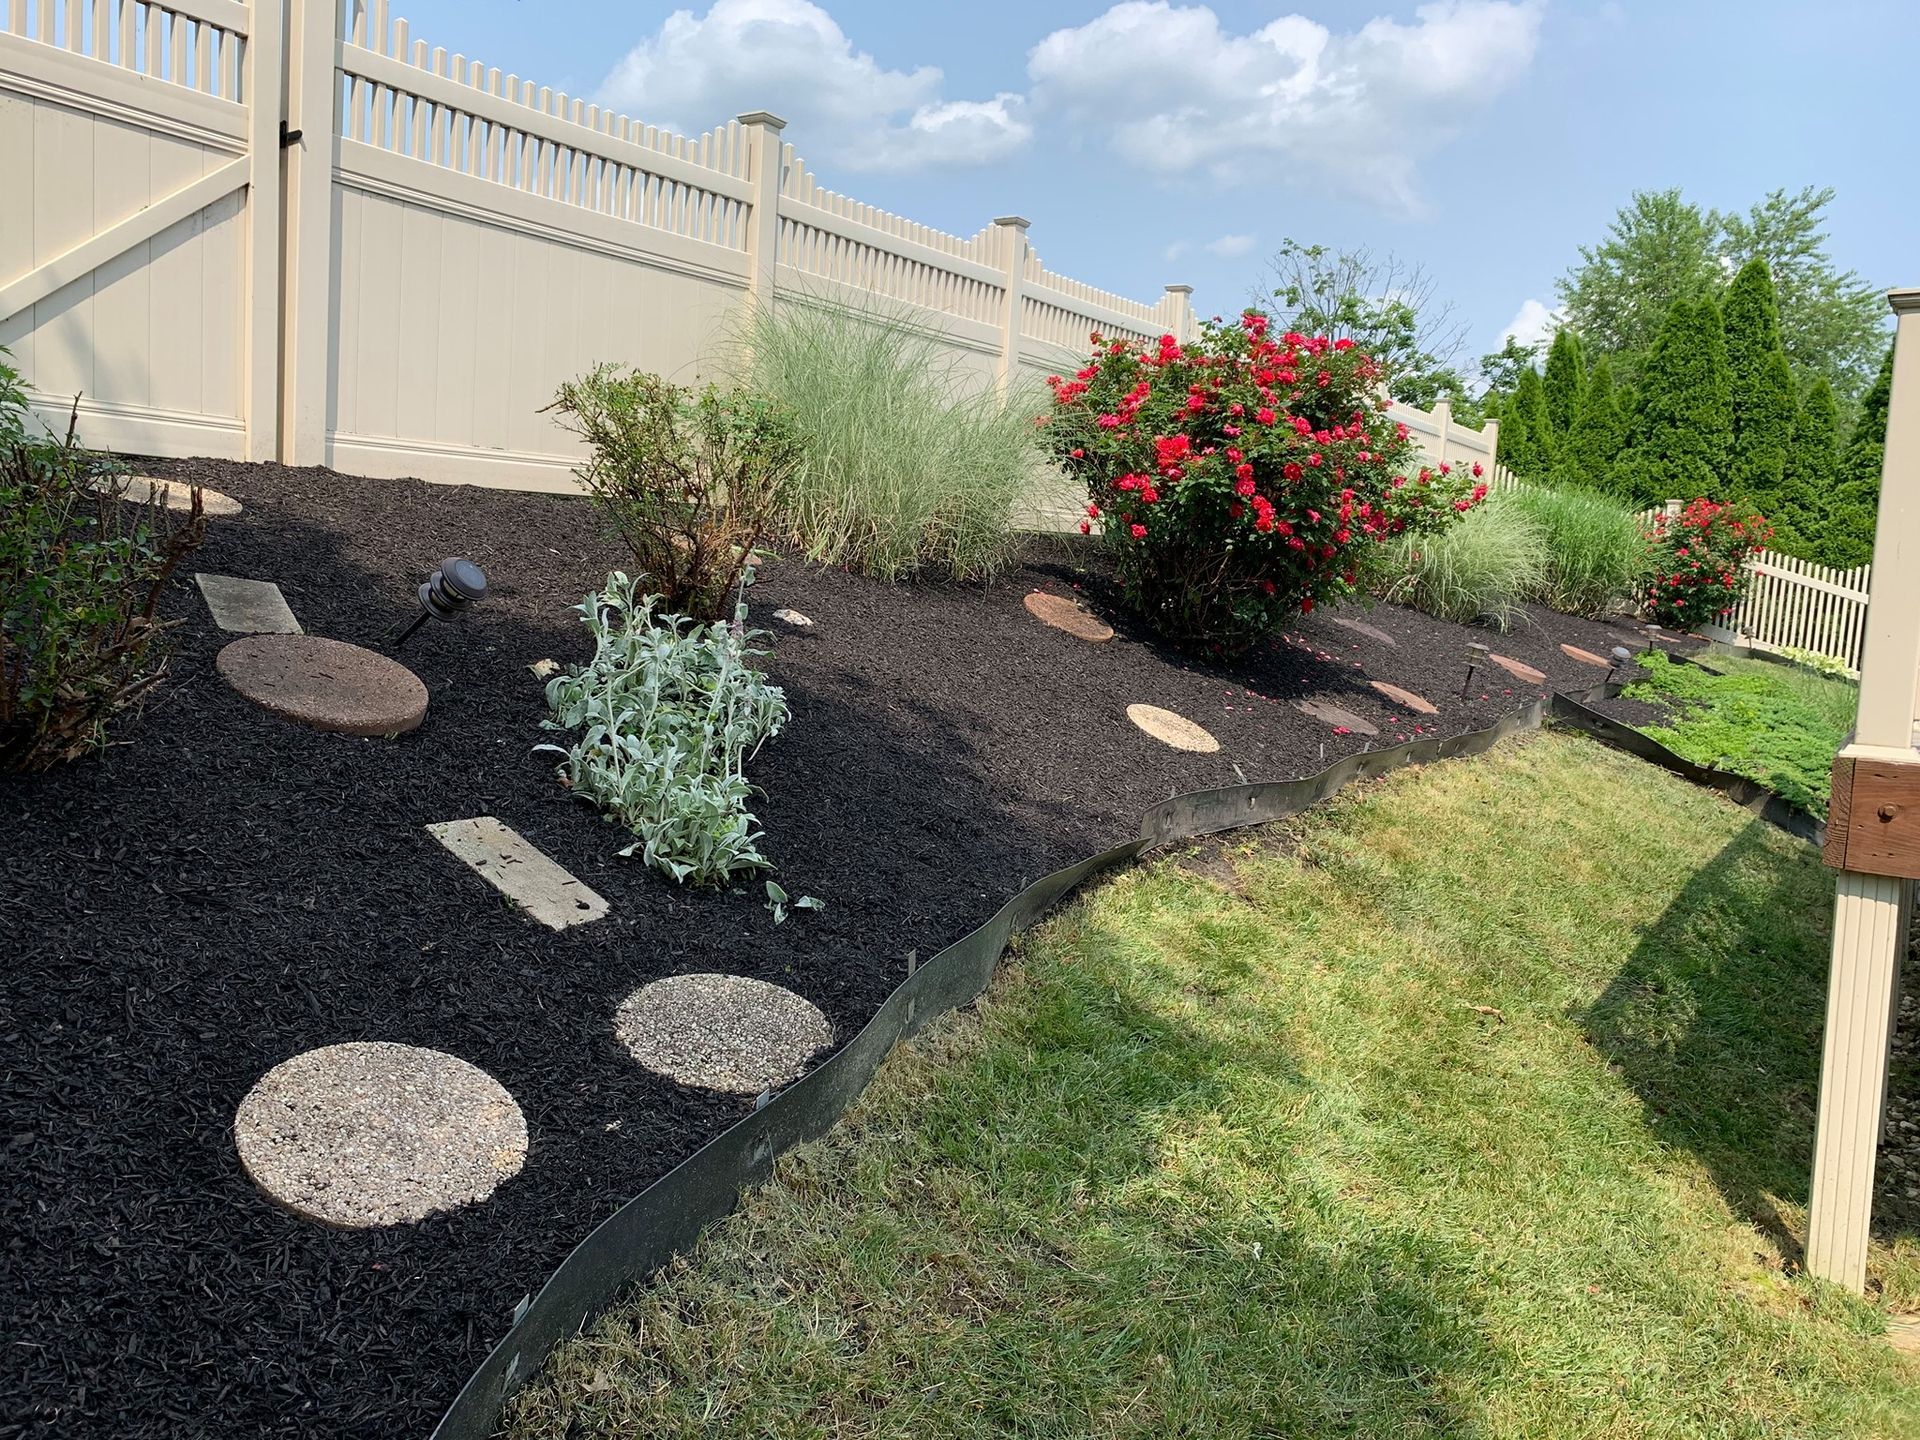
left=2, top=458, right=1660, bottom=1439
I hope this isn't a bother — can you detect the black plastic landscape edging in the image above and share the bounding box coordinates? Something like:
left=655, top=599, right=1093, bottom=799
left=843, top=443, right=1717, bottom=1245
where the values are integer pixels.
left=428, top=699, right=1554, bottom=1439
left=429, top=679, right=1824, bottom=1439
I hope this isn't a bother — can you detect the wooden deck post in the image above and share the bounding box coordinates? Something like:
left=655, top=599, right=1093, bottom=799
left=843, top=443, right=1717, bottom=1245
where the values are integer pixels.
left=1807, top=287, right=1920, bottom=1291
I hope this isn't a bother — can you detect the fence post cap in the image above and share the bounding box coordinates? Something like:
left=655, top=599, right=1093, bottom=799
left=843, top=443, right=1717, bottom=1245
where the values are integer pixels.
left=735, top=111, right=788, bottom=131
left=992, top=215, right=1031, bottom=230
left=1164, top=283, right=1194, bottom=294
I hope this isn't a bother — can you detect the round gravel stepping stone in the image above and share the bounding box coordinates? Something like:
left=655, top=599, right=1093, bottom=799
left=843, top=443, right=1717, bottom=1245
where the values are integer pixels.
left=98, top=474, right=242, bottom=516
left=1330, top=616, right=1396, bottom=646
left=1294, top=698, right=1379, bottom=736
left=1486, top=653, right=1547, bottom=685
left=1126, top=703, right=1220, bottom=753
left=218, top=635, right=428, bottom=736
left=234, top=1042, right=527, bottom=1229
left=616, top=974, right=833, bottom=1094
left=1369, top=681, right=1438, bottom=716
left=771, top=607, right=814, bottom=628
left=1023, top=590, right=1114, bottom=643
left=1560, top=643, right=1611, bottom=668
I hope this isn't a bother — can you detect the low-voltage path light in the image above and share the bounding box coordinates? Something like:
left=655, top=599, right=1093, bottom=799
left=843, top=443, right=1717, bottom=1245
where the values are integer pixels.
left=1461, top=642, right=1490, bottom=700
left=392, top=557, right=489, bottom=651
left=1606, top=645, right=1632, bottom=686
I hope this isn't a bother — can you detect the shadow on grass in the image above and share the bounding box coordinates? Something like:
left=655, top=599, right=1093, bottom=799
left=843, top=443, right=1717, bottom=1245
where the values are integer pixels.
left=1583, top=819, right=1916, bottom=1262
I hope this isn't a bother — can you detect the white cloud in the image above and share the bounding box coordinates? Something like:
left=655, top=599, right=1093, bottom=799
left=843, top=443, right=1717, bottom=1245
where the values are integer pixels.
left=597, top=0, right=1030, bottom=172
left=1205, top=233, right=1256, bottom=258
left=1026, top=1, right=1543, bottom=213
left=1165, top=240, right=1193, bottom=261
left=1499, top=297, right=1558, bottom=351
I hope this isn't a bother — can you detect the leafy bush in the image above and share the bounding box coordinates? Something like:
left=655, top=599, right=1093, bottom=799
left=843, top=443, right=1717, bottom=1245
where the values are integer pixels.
left=1042, top=312, right=1485, bottom=655
left=1642, top=497, right=1769, bottom=630
left=1780, top=645, right=1853, bottom=680
left=737, top=299, right=1037, bottom=580
left=547, top=368, right=801, bottom=622
left=1, top=358, right=205, bottom=772
left=1623, top=649, right=1855, bottom=816
left=539, top=572, right=789, bottom=885
left=1503, top=484, right=1649, bottom=617
left=1377, top=495, right=1547, bottom=629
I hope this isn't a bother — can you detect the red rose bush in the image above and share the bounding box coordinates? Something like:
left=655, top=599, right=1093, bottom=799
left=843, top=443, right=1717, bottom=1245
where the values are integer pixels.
left=1642, top=498, right=1769, bottom=630
left=1040, top=312, right=1485, bottom=655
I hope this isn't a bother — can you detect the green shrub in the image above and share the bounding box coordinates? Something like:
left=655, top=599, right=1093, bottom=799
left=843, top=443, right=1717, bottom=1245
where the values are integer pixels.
left=1503, top=484, right=1649, bottom=617
left=737, top=299, right=1037, bottom=581
left=1043, top=311, right=1485, bottom=655
left=547, top=368, right=801, bottom=622
left=1, top=356, right=205, bottom=772
left=1623, top=649, right=1855, bottom=816
left=1377, top=494, right=1547, bottom=629
left=538, top=572, right=789, bottom=885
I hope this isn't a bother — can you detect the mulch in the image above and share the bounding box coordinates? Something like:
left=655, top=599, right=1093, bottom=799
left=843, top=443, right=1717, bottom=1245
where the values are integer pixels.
left=0, top=459, right=1672, bottom=1439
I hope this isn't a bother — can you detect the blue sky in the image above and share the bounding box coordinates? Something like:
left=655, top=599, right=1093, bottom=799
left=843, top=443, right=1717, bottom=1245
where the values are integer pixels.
left=379, top=0, right=1917, bottom=372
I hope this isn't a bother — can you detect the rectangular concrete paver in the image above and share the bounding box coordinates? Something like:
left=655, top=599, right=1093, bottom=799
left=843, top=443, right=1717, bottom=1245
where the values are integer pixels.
left=195, top=574, right=303, bottom=634
left=427, top=817, right=609, bottom=931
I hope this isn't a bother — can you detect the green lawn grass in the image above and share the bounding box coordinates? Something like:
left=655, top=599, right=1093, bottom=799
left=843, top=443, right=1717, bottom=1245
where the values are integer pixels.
left=505, top=733, right=1919, bottom=1440
left=1623, top=650, right=1858, bottom=817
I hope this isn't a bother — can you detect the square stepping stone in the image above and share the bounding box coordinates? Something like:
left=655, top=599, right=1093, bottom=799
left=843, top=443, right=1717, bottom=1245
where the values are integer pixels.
left=428, top=817, right=609, bottom=931
left=196, top=574, right=302, bottom=635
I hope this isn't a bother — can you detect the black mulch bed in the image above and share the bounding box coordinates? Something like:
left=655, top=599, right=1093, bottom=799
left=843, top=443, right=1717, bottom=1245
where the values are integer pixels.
left=2, top=459, right=1664, bottom=1439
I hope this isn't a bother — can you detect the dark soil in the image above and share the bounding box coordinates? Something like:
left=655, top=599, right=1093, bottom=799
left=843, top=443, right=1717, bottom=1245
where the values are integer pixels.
left=0, top=460, right=1678, bottom=1439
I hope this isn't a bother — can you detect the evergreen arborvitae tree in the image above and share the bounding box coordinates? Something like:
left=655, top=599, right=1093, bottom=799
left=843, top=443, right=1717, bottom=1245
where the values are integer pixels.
left=1541, top=328, right=1586, bottom=450
left=1721, top=258, right=1794, bottom=514
left=1560, top=354, right=1628, bottom=489
left=1818, top=343, right=1894, bottom=569
left=1495, top=368, right=1552, bottom=479
left=1628, top=297, right=1732, bottom=504
left=1771, top=377, right=1839, bottom=558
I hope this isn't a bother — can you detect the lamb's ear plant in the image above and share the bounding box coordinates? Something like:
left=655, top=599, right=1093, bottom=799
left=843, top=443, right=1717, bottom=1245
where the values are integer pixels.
left=538, top=572, right=789, bottom=885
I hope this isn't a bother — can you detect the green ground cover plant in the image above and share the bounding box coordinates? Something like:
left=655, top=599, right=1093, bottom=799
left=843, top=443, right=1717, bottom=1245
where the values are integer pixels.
left=1376, top=491, right=1546, bottom=628
left=1623, top=648, right=1856, bottom=817
left=548, top=368, right=801, bottom=622
left=0, top=354, right=205, bottom=772
left=737, top=299, right=1037, bottom=581
left=1503, top=483, right=1650, bottom=617
left=504, top=732, right=1918, bottom=1440
left=539, top=572, right=789, bottom=884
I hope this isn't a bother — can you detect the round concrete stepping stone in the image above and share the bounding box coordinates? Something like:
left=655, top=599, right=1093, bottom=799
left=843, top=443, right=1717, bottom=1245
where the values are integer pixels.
left=1330, top=616, right=1396, bottom=646
left=1294, top=698, right=1379, bottom=736
left=616, top=974, right=832, bottom=1094
left=218, top=635, right=428, bottom=736
left=1126, top=703, right=1220, bottom=753
left=1369, top=681, right=1438, bottom=716
left=234, top=1042, right=527, bottom=1229
left=1023, top=590, right=1114, bottom=643
left=1486, top=653, right=1547, bottom=685
left=98, top=474, right=242, bottom=517
left=1560, top=643, right=1611, bottom=668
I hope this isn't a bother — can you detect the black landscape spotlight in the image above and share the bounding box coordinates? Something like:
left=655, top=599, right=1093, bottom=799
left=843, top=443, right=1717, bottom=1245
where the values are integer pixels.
left=391, top=557, right=488, bottom=651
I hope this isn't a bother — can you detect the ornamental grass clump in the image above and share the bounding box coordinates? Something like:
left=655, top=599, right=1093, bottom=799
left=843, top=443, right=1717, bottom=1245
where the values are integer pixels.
left=1378, top=495, right=1548, bottom=629
left=1, top=355, right=205, bottom=772
left=539, top=572, right=789, bottom=885
left=1504, top=484, right=1651, bottom=618
left=1041, top=311, right=1485, bottom=656
left=1643, top=498, right=1769, bottom=630
left=737, top=299, right=1037, bottom=580
left=547, top=368, right=801, bottom=623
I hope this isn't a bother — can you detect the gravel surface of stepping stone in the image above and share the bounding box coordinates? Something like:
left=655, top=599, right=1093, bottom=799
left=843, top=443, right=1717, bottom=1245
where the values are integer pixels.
left=615, top=974, right=833, bottom=1094
left=772, top=607, right=814, bottom=627
left=1560, top=643, right=1612, bottom=668
left=233, top=1042, right=527, bottom=1229
left=1294, top=698, right=1380, bottom=736
left=1369, top=681, right=1438, bottom=715
left=195, top=573, right=302, bottom=634
left=427, top=817, right=608, bottom=931
left=98, top=474, right=242, bottom=516
left=1023, top=590, right=1114, bottom=643
left=1330, top=616, right=1396, bottom=646
left=1126, top=702, right=1220, bottom=753
left=1486, top=653, right=1547, bottom=685
left=217, top=635, right=428, bottom=736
